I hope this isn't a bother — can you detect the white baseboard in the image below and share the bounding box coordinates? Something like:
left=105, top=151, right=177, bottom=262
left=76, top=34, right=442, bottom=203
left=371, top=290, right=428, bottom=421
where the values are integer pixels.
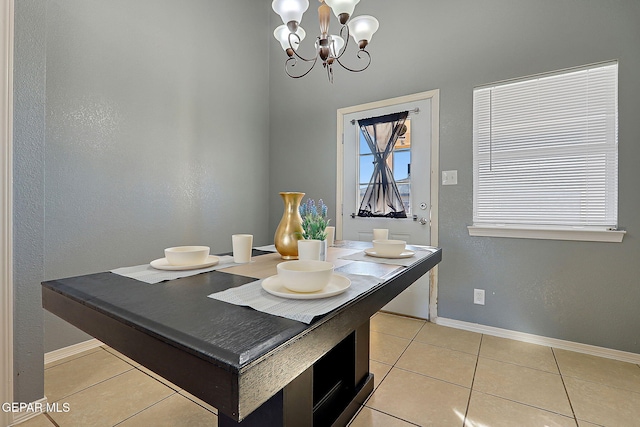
left=434, top=317, right=640, bottom=365
left=44, top=338, right=103, bottom=365
left=8, top=397, right=48, bottom=426
left=7, top=340, right=104, bottom=425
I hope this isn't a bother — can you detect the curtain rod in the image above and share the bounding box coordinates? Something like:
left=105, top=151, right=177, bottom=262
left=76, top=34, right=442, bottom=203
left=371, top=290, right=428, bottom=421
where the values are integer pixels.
left=351, top=107, right=419, bottom=125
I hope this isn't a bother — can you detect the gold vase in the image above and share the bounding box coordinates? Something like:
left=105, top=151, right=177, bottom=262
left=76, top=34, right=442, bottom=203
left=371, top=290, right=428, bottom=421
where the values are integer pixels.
left=274, top=192, right=305, bottom=260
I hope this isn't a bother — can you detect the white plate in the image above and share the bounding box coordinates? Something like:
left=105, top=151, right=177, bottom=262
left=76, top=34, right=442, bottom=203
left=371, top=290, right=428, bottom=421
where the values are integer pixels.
left=261, top=274, right=351, bottom=300
left=150, top=255, right=220, bottom=271
left=364, top=248, right=415, bottom=259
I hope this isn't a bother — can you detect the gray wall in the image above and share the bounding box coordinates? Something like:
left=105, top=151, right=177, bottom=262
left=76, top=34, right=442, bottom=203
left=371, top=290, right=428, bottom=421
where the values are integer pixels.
left=14, top=0, right=47, bottom=405
left=269, top=0, right=640, bottom=353
left=13, top=0, right=640, bottom=405
left=14, top=0, right=270, bottom=402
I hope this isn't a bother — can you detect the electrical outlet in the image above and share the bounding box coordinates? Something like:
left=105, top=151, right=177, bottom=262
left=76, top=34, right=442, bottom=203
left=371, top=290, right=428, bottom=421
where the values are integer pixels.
left=473, top=289, right=485, bottom=305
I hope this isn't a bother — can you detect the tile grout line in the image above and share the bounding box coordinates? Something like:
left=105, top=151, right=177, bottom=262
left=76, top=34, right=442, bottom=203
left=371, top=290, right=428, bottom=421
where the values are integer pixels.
left=176, top=389, right=218, bottom=414
left=368, top=317, right=640, bottom=425
left=347, top=401, right=366, bottom=425
left=475, top=354, right=564, bottom=375
left=388, top=365, right=475, bottom=391
left=135, top=366, right=182, bottom=393
left=55, top=319, right=638, bottom=426
left=462, top=333, right=483, bottom=426
left=410, top=318, right=428, bottom=340
left=111, top=392, right=178, bottom=426
left=103, top=346, right=140, bottom=367
left=369, top=320, right=483, bottom=425
left=359, top=321, right=426, bottom=426
left=47, top=366, right=137, bottom=405
left=369, top=329, right=416, bottom=343
left=466, top=335, right=579, bottom=422
left=44, top=346, right=107, bottom=370
left=411, top=339, right=481, bottom=357
left=373, top=326, right=480, bottom=358
left=551, top=347, right=580, bottom=427
left=554, top=371, right=640, bottom=396
left=369, top=322, right=426, bottom=342
left=390, top=322, right=422, bottom=366
left=43, top=412, right=60, bottom=427
left=356, top=407, right=422, bottom=427
left=469, top=389, right=580, bottom=420
left=410, top=321, right=483, bottom=356
left=45, top=349, right=215, bottom=426
left=367, top=318, right=426, bottom=427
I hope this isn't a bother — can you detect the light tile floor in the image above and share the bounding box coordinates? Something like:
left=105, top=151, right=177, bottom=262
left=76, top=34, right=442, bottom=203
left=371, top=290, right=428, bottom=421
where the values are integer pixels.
left=17, top=313, right=640, bottom=427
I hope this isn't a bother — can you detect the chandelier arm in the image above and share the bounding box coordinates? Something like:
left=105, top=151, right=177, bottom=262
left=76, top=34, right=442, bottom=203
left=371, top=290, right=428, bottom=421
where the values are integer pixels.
left=333, top=24, right=351, bottom=61
left=334, top=49, right=372, bottom=73
left=287, top=33, right=318, bottom=63
left=284, top=55, right=319, bottom=79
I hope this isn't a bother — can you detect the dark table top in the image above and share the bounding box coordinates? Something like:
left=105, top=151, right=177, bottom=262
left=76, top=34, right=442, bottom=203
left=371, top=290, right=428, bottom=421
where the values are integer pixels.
left=42, top=241, right=442, bottom=420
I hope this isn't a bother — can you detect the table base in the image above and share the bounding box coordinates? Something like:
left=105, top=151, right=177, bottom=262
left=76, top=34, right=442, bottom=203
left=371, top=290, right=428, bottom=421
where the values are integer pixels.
left=220, top=321, right=373, bottom=427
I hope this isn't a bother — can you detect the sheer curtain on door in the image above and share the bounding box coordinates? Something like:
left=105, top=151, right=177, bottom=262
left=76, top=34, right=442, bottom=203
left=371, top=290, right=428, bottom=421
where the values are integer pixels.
left=357, top=111, right=409, bottom=218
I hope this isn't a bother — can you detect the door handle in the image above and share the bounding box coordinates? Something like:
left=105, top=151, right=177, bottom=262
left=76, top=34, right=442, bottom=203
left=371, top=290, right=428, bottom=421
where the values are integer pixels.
left=419, top=217, right=428, bottom=225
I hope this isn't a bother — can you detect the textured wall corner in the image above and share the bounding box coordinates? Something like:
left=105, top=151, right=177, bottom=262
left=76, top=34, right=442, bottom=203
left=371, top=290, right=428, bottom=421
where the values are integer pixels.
left=13, top=0, right=46, bottom=403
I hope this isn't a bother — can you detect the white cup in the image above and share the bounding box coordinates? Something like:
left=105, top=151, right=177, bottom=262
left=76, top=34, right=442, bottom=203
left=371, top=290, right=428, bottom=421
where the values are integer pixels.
left=297, top=239, right=322, bottom=261
left=373, top=228, right=389, bottom=241
left=232, top=234, right=253, bottom=263
left=325, top=226, right=335, bottom=246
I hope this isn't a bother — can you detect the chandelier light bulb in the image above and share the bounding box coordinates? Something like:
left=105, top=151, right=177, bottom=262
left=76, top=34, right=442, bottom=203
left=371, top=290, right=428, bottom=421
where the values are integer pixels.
left=348, top=15, right=379, bottom=48
left=329, top=35, right=345, bottom=57
left=324, top=0, right=360, bottom=23
left=272, top=0, right=309, bottom=26
left=274, top=25, right=306, bottom=51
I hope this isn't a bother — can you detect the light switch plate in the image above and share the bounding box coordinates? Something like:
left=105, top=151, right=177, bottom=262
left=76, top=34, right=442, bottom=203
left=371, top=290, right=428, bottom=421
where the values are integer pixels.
left=442, top=170, right=458, bottom=185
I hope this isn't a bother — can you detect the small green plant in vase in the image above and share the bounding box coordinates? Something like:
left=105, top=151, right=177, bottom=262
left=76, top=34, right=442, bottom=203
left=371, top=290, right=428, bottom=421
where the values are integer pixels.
left=299, top=198, right=331, bottom=241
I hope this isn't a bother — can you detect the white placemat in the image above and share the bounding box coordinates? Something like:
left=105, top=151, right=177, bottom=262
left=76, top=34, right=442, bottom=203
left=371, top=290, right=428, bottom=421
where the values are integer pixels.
left=111, top=255, right=239, bottom=284
left=338, top=248, right=434, bottom=267
left=207, top=273, right=383, bottom=324
left=254, top=244, right=278, bottom=252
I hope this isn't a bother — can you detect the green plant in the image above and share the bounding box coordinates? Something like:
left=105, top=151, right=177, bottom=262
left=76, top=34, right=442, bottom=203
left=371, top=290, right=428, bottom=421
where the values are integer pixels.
left=299, top=198, right=331, bottom=240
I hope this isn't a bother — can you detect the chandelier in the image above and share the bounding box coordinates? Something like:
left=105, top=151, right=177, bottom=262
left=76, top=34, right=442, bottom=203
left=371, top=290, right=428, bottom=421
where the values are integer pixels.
left=272, top=0, right=379, bottom=83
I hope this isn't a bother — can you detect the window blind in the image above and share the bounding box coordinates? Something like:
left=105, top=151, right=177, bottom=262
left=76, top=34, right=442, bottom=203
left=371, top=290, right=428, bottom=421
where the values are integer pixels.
left=473, top=62, right=618, bottom=228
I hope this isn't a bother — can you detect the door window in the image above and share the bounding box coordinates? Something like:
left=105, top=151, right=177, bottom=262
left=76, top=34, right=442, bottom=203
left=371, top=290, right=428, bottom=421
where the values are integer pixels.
left=356, top=112, right=411, bottom=218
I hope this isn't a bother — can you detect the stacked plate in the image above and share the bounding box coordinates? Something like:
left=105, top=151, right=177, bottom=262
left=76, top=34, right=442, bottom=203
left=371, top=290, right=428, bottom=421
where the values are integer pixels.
left=262, top=260, right=351, bottom=300
left=150, top=246, right=219, bottom=270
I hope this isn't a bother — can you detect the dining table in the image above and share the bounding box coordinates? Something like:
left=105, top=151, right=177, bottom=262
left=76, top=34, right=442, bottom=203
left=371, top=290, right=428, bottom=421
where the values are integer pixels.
left=41, top=241, right=442, bottom=426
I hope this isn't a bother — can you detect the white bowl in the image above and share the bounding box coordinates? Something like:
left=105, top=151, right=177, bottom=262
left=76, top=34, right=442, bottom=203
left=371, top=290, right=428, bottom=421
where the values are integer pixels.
left=372, top=239, right=406, bottom=257
left=276, top=260, right=334, bottom=293
left=164, top=246, right=210, bottom=266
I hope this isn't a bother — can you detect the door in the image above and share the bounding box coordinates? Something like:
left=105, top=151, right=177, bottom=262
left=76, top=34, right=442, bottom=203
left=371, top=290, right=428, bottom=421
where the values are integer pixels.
left=337, top=91, right=439, bottom=319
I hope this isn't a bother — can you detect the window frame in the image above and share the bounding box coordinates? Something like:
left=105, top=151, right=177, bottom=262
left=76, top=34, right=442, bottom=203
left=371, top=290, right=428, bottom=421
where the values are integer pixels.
left=468, top=62, right=625, bottom=243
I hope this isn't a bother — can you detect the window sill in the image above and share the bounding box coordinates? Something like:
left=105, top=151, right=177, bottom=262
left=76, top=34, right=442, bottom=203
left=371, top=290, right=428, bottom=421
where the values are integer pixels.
left=467, top=225, right=626, bottom=243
